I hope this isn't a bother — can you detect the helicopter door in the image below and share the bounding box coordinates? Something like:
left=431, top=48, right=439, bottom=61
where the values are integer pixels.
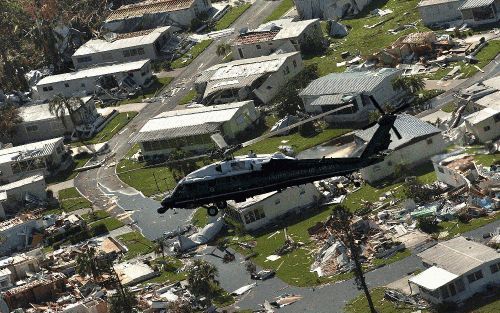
left=207, top=179, right=216, bottom=193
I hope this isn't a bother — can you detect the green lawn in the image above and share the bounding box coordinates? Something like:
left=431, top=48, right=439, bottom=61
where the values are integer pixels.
left=471, top=152, right=499, bottom=166
left=305, top=0, right=431, bottom=76
left=61, top=197, right=92, bottom=212
left=84, top=112, right=138, bottom=145
left=215, top=4, right=251, bottom=30
left=345, top=288, right=430, bottom=313
left=236, top=128, right=351, bottom=155
left=118, top=76, right=173, bottom=105
left=140, top=257, right=187, bottom=285
left=58, top=187, right=82, bottom=200
left=437, top=213, right=500, bottom=240
left=57, top=187, right=92, bottom=212
left=89, top=217, right=125, bottom=232
left=82, top=210, right=110, bottom=223
left=192, top=208, right=209, bottom=228
left=117, top=231, right=154, bottom=260
left=117, top=145, right=178, bottom=196
left=172, top=40, right=213, bottom=69
left=178, top=88, right=198, bottom=105
left=45, top=154, right=92, bottom=184
left=264, top=0, right=294, bottom=23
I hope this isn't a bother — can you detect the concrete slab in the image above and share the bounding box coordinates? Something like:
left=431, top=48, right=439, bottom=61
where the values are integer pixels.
left=98, top=102, right=147, bottom=115
left=425, top=79, right=466, bottom=91
left=49, top=180, right=75, bottom=198
left=386, top=275, right=414, bottom=295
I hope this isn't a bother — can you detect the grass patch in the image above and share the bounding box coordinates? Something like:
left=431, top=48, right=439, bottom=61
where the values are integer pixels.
left=215, top=4, right=251, bottom=30
left=60, top=197, right=92, bottom=212
left=58, top=187, right=82, bottom=200
left=441, top=102, right=456, bottom=113
left=84, top=112, right=137, bottom=145
left=472, top=152, right=500, bottom=167
left=213, top=289, right=235, bottom=307
left=58, top=188, right=92, bottom=212
left=141, top=257, right=187, bottom=285
left=192, top=208, right=209, bottom=228
left=117, top=76, right=173, bottom=105
left=236, top=128, right=351, bottom=155
left=345, top=287, right=430, bottom=313
left=304, top=0, right=431, bottom=76
left=172, top=40, right=213, bottom=69
left=89, top=217, right=125, bottom=232
left=436, top=213, right=500, bottom=240
left=117, top=231, right=154, bottom=260
left=117, top=145, right=178, bottom=196
left=178, top=88, right=198, bottom=105
left=82, top=210, right=110, bottom=222
left=264, top=0, right=294, bottom=23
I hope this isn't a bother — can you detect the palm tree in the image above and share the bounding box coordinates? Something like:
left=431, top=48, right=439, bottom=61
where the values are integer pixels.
left=0, top=104, right=22, bottom=140
left=216, top=43, right=231, bottom=57
left=76, top=247, right=102, bottom=279
left=330, top=206, right=377, bottom=313
left=392, top=76, right=425, bottom=94
left=186, top=259, right=219, bottom=297
left=48, top=95, right=94, bottom=152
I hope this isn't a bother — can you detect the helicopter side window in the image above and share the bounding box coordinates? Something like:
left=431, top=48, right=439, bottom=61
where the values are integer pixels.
left=231, top=161, right=246, bottom=171
left=215, top=164, right=222, bottom=172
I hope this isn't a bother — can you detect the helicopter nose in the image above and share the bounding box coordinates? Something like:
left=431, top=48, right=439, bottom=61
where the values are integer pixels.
left=158, top=196, right=173, bottom=214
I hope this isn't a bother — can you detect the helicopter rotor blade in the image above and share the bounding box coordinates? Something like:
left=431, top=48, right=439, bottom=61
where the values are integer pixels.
left=368, top=95, right=403, bottom=140
left=240, top=103, right=354, bottom=148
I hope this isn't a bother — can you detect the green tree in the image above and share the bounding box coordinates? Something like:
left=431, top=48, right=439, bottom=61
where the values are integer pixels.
left=274, top=64, right=319, bottom=118
left=76, top=247, right=103, bottom=279
left=392, top=75, right=425, bottom=94
left=0, top=104, right=22, bottom=140
left=48, top=95, right=94, bottom=150
left=186, top=259, right=219, bottom=298
left=108, top=286, right=138, bottom=313
left=216, top=43, right=231, bottom=57
left=330, top=206, right=377, bottom=313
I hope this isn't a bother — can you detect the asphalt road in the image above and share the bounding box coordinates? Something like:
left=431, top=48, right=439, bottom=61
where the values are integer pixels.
left=74, top=0, right=283, bottom=239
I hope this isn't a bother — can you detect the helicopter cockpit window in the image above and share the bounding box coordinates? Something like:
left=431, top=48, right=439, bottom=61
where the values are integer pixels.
left=231, top=161, right=246, bottom=171
left=215, top=164, right=222, bottom=172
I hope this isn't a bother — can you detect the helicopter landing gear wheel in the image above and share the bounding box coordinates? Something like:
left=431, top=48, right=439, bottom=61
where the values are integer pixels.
left=216, top=201, right=227, bottom=210
left=207, top=206, right=219, bottom=217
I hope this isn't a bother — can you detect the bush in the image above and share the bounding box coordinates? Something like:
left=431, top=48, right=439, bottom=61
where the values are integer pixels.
left=417, top=216, right=439, bottom=234
left=91, top=224, right=109, bottom=236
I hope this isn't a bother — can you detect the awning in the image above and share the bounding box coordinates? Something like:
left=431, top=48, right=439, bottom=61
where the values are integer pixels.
left=409, top=266, right=458, bottom=291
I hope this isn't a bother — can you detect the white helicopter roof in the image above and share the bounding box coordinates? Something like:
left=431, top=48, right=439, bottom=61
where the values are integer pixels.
left=183, top=152, right=295, bottom=182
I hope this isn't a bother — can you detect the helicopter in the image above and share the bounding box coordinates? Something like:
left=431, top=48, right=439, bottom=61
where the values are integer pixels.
left=157, top=95, right=403, bottom=217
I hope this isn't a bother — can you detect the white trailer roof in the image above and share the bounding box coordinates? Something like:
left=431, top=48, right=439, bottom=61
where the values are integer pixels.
left=409, top=266, right=458, bottom=290
left=37, top=60, right=149, bottom=86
